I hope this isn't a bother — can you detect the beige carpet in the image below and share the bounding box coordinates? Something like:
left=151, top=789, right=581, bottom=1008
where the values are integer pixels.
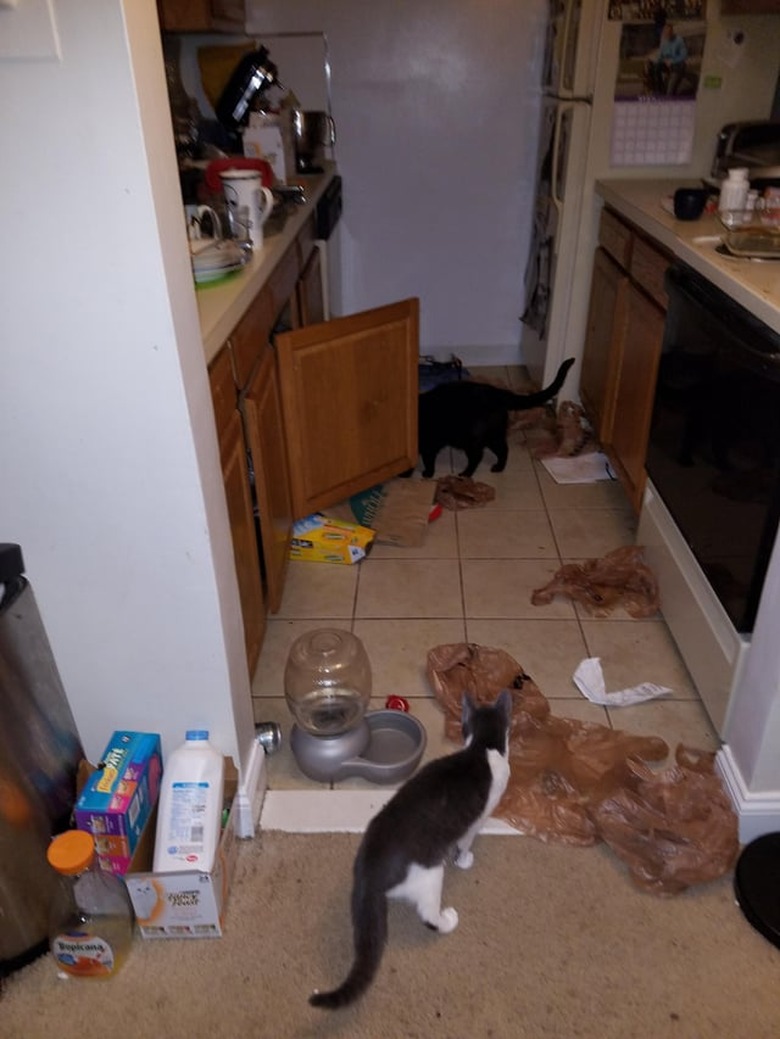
left=2, top=830, right=779, bottom=1039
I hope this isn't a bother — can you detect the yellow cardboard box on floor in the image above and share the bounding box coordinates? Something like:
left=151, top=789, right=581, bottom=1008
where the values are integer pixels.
left=289, top=513, right=374, bottom=564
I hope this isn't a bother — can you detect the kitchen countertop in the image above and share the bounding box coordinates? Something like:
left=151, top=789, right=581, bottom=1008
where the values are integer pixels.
left=196, top=163, right=338, bottom=364
left=596, top=178, right=780, bottom=336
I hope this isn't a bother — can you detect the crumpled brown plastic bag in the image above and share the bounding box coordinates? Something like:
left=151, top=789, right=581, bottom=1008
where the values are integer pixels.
left=531, top=545, right=660, bottom=619
left=434, top=475, right=496, bottom=511
left=591, top=746, right=739, bottom=895
left=426, top=642, right=738, bottom=894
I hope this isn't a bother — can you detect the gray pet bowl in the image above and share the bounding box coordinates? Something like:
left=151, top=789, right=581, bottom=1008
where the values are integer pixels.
left=290, top=709, right=427, bottom=785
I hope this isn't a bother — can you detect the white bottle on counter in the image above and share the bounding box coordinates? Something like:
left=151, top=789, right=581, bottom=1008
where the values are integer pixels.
left=718, top=167, right=749, bottom=214
left=153, top=730, right=225, bottom=873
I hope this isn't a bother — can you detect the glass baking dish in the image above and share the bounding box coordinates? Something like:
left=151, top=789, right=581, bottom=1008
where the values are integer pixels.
left=718, top=205, right=780, bottom=258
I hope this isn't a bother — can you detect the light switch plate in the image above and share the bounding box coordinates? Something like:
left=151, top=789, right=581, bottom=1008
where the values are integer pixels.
left=0, top=0, right=60, bottom=61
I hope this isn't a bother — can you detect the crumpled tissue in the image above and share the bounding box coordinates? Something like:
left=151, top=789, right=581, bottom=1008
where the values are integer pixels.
left=573, top=657, right=672, bottom=707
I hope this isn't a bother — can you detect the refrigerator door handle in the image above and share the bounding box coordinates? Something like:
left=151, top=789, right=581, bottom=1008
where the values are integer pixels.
left=550, top=102, right=570, bottom=216
left=558, top=0, right=576, bottom=97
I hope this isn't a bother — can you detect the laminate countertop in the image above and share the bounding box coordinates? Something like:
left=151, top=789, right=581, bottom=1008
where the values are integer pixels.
left=596, top=178, right=780, bottom=336
left=196, top=163, right=338, bottom=364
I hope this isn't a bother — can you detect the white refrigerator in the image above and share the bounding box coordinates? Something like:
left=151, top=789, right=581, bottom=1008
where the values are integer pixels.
left=521, top=0, right=780, bottom=397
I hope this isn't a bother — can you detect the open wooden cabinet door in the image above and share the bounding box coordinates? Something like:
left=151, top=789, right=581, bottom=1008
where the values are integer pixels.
left=275, top=298, right=419, bottom=520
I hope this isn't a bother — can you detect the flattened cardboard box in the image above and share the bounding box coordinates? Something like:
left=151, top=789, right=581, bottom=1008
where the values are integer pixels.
left=124, top=797, right=239, bottom=940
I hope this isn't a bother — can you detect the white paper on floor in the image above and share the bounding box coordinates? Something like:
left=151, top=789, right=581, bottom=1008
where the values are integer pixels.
left=573, top=657, right=672, bottom=707
left=541, top=452, right=615, bottom=485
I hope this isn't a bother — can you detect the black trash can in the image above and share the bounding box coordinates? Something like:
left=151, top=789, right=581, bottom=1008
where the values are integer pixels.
left=0, top=543, right=84, bottom=977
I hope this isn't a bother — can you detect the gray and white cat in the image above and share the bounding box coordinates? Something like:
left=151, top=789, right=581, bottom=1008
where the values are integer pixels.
left=309, top=689, right=513, bottom=1010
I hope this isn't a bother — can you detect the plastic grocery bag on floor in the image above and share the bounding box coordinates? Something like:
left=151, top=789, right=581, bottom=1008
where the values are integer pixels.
left=591, top=746, right=740, bottom=896
left=434, top=475, right=496, bottom=512
left=425, top=642, right=547, bottom=743
left=426, top=642, right=738, bottom=893
left=503, top=709, right=668, bottom=847
left=531, top=545, right=661, bottom=618
left=426, top=642, right=667, bottom=845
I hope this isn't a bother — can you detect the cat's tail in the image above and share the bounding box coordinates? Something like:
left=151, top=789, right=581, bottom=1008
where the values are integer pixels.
left=507, top=357, right=575, bottom=410
left=309, top=880, right=387, bottom=1010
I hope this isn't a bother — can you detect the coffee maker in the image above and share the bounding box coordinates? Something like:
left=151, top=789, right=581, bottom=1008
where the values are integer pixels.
left=710, top=120, right=780, bottom=190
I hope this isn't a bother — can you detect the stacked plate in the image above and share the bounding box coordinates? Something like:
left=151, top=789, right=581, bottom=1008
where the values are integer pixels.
left=190, top=239, right=248, bottom=285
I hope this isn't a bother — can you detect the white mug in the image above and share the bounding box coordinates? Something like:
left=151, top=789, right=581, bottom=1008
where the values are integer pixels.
left=219, top=169, right=274, bottom=251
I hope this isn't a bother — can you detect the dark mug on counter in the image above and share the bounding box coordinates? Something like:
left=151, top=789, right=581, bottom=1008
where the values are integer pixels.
left=673, top=187, right=709, bottom=221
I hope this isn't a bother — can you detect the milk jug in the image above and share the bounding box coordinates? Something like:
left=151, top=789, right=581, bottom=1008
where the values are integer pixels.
left=153, top=730, right=224, bottom=873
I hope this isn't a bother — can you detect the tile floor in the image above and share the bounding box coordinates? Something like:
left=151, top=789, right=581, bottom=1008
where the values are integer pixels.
left=251, top=366, right=720, bottom=798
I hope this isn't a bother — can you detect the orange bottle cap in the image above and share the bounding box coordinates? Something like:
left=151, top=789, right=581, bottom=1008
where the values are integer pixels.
left=47, top=830, right=95, bottom=875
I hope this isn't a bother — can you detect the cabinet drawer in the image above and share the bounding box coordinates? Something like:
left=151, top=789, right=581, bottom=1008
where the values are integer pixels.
left=598, top=208, right=633, bottom=269
left=630, top=236, right=670, bottom=310
left=229, top=289, right=274, bottom=390
left=208, top=346, right=238, bottom=438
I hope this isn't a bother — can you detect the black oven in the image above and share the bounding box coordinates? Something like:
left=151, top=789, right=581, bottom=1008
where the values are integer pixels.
left=646, top=264, right=780, bottom=633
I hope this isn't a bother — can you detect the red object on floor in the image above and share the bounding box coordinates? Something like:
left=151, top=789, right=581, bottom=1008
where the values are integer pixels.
left=428, top=504, right=443, bottom=522
left=385, top=695, right=410, bottom=712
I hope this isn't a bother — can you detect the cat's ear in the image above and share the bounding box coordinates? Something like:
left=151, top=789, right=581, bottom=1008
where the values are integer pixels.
left=496, top=688, right=513, bottom=727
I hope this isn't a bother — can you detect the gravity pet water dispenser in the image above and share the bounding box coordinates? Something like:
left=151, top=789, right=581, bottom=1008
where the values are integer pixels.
left=285, top=628, right=426, bottom=784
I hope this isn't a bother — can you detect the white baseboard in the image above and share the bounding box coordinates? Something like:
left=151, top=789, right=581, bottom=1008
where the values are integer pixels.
left=234, top=740, right=268, bottom=838
left=717, top=745, right=780, bottom=845
left=259, top=788, right=519, bottom=835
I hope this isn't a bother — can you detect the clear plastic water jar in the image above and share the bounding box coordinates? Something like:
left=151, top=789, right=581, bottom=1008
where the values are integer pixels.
left=284, top=628, right=372, bottom=736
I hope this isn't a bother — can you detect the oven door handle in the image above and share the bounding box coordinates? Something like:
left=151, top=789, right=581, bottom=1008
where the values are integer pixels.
left=665, top=264, right=780, bottom=376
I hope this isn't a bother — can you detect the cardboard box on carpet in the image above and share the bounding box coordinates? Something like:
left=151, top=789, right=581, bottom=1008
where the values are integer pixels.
left=123, top=759, right=240, bottom=940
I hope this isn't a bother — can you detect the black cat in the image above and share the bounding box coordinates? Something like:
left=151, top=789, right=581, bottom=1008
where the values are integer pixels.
left=416, top=357, right=575, bottom=478
left=309, top=690, right=513, bottom=1010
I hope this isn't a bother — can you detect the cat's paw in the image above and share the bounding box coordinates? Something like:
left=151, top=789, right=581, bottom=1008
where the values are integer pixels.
left=437, top=907, right=459, bottom=933
left=454, top=848, right=474, bottom=870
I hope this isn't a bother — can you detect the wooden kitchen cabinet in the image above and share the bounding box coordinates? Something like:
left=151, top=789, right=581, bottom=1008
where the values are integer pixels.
left=208, top=348, right=266, bottom=674
left=579, top=247, right=628, bottom=445
left=580, top=206, right=670, bottom=513
left=276, top=299, right=419, bottom=520
left=242, top=347, right=293, bottom=614
left=209, top=224, right=418, bottom=669
left=608, top=285, right=664, bottom=513
left=157, top=0, right=245, bottom=32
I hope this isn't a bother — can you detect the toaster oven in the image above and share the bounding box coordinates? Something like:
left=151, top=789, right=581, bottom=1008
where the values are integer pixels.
left=711, top=120, right=780, bottom=187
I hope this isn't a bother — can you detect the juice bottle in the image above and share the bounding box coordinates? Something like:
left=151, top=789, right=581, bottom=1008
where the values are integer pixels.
left=46, top=830, right=134, bottom=979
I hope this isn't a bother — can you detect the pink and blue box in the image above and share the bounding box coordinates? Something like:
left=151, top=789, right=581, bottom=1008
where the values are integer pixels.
left=75, top=730, right=162, bottom=876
